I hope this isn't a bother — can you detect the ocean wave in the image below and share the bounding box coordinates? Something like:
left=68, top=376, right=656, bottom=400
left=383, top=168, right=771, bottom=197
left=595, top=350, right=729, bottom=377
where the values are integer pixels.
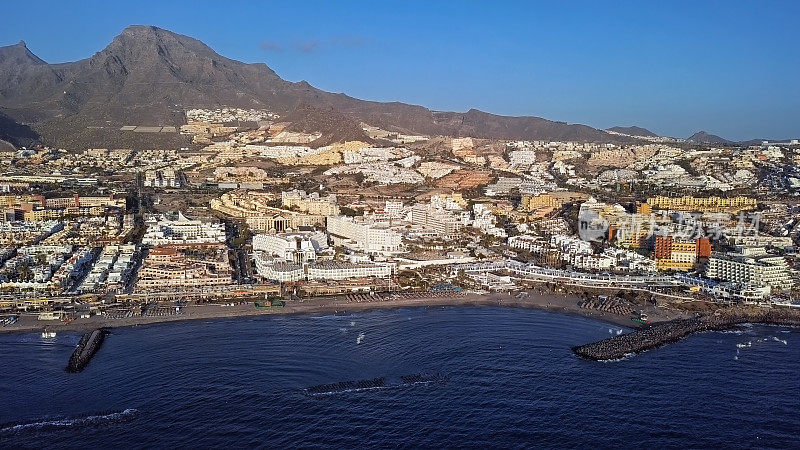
left=1, top=409, right=137, bottom=434
left=736, top=336, right=788, bottom=352
left=598, top=352, right=636, bottom=363
left=717, top=329, right=749, bottom=335
left=772, top=336, right=788, bottom=345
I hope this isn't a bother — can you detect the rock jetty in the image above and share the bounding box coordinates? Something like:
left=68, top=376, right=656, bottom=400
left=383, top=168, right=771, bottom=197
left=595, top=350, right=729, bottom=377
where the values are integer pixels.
left=66, top=328, right=108, bottom=373
left=573, top=306, right=800, bottom=361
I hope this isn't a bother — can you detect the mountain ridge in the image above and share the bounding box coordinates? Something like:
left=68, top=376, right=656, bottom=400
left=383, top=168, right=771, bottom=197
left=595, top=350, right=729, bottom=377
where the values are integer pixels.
left=607, top=126, right=659, bottom=138
left=0, top=25, right=775, bottom=150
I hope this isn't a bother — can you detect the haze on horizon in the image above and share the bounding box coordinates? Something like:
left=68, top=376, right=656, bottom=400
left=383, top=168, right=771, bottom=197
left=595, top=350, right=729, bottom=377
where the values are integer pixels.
left=2, top=0, right=798, bottom=141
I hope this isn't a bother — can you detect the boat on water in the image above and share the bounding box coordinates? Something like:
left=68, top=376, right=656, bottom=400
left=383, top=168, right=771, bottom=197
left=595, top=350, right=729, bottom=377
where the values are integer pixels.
left=41, top=331, right=57, bottom=338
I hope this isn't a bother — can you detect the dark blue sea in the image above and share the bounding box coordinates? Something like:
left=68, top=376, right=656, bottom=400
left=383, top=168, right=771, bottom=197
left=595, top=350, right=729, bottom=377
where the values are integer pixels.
left=1, top=307, right=798, bottom=448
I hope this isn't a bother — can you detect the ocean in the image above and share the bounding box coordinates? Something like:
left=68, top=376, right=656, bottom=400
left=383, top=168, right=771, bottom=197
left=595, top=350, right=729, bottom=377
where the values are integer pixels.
left=1, top=307, right=797, bottom=448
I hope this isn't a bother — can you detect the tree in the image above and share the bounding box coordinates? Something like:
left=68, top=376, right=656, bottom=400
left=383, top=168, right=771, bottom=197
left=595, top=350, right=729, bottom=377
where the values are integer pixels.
left=35, top=253, right=47, bottom=266
left=340, top=206, right=363, bottom=217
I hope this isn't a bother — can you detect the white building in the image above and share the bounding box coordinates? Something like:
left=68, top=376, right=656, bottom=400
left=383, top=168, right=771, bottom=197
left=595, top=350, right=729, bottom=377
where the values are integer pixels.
left=306, top=261, right=393, bottom=280
left=385, top=201, right=404, bottom=219
left=254, top=260, right=305, bottom=282
left=252, top=233, right=324, bottom=264
left=143, top=168, right=181, bottom=188
left=254, top=258, right=393, bottom=282
left=326, top=216, right=402, bottom=253
left=706, top=248, right=794, bottom=291
left=410, top=204, right=462, bottom=235
left=281, top=190, right=339, bottom=216
left=484, top=177, right=522, bottom=196
left=141, top=212, right=226, bottom=246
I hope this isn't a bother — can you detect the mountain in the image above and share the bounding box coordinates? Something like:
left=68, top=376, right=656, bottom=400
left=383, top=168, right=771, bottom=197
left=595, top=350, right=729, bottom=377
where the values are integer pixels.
left=0, top=25, right=630, bottom=149
left=607, top=126, right=658, bottom=138
left=686, top=131, right=731, bottom=145
left=283, top=102, right=373, bottom=147
left=0, top=110, right=39, bottom=148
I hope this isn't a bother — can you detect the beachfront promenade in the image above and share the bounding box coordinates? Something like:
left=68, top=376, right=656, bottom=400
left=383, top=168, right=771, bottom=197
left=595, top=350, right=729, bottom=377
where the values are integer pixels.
left=456, top=260, right=679, bottom=288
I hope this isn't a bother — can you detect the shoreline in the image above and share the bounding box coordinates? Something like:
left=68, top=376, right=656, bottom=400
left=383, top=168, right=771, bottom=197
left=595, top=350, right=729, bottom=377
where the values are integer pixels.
left=0, top=291, right=684, bottom=336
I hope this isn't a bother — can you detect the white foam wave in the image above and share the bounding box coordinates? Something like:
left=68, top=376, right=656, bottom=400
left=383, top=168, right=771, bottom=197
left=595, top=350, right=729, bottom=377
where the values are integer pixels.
left=1, top=409, right=137, bottom=434
left=717, top=329, right=748, bottom=335
left=772, top=336, right=788, bottom=345
left=598, top=352, right=636, bottom=363
left=307, top=385, right=388, bottom=396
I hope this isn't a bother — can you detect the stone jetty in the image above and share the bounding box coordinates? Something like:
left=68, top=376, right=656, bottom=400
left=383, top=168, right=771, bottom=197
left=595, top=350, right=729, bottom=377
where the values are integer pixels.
left=66, top=328, right=108, bottom=373
left=573, top=306, right=800, bottom=361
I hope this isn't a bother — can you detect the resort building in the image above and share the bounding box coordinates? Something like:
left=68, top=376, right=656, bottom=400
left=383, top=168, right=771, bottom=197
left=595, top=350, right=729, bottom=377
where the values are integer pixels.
left=252, top=232, right=326, bottom=265
left=211, top=190, right=324, bottom=232
left=134, top=244, right=232, bottom=291
left=646, top=195, right=757, bottom=213
left=306, top=261, right=393, bottom=281
left=706, top=247, right=794, bottom=291
left=281, top=189, right=340, bottom=216
left=326, top=216, right=402, bottom=253
left=253, top=260, right=305, bottom=283
left=653, top=236, right=710, bottom=271
left=141, top=212, right=226, bottom=246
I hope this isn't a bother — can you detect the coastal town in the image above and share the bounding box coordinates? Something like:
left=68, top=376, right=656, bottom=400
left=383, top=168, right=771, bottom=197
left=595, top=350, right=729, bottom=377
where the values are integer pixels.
left=1, top=107, right=799, bottom=335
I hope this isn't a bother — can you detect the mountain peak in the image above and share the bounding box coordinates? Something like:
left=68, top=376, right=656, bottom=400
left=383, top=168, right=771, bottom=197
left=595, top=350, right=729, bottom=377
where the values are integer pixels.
left=0, top=39, right=45, bottom=65
left=687, top=130, right=731, bottom=145
left=107, top=24, right=216, bottom=56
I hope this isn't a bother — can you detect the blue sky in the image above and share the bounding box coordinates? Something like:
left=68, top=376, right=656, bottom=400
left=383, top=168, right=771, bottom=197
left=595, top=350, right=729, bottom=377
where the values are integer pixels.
left=2, top=0, right=798, bottom=140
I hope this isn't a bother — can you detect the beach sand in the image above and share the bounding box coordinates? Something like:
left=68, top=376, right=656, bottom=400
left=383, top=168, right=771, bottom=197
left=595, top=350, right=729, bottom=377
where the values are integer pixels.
left=0, top=290, right=687, bottom=335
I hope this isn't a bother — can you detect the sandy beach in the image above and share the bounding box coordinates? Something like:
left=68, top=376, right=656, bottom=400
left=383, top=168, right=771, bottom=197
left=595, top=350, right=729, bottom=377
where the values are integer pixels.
left=0, top=290, right=688, bottom=336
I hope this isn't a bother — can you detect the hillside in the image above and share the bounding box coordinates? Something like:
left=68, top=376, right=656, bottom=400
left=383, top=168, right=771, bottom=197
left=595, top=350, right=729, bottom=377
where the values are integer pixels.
left=0, top=110, right=39, bottom=148
left=686, top=131, right=731, bottom=145
left=607, top=126, right=659, bottom=138
left=0, top=25, right=626, bottom=149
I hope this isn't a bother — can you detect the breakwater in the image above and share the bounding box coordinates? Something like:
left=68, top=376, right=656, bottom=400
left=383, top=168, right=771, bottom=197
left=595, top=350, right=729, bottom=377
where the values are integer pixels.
left=306, top=377, right=386, bottom=395
left=66, top=328, right=108, bottom=372
left=573, top=306, right=800, bottom=361
left=305, top=373, right=448, bottom=395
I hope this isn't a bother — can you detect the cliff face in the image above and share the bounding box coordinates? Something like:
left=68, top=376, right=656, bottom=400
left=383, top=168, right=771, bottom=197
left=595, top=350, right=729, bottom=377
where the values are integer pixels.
left=0, top=25, right=624, bottom=149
